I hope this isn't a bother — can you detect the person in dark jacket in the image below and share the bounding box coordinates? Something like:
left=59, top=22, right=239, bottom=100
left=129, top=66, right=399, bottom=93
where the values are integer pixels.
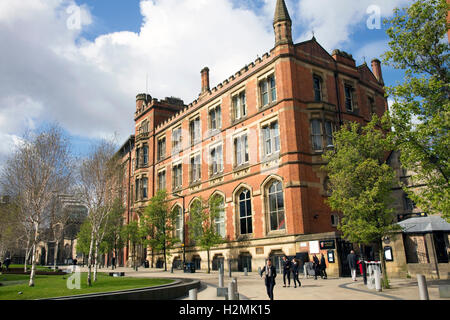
left=261, top=259, right=277, bottom=300
left=282, top=256, right=291, bottom=287
left=312, top=254, right=320, bottom=280
left=4, top=257, right=11, bottom=272
left=291, top=258, right=302, bottom=288
left=319, top=254, right=328, bottom=279
left=347, top=250, right=358, bottom=281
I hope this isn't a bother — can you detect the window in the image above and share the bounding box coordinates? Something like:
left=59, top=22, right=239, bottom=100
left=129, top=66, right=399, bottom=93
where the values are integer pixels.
left=189, top=117, right=201, bottom=146
left=190, top=154, right=201, bottom=184
left=172, top=127, right=182, bottom=154
left=260, top=75, right=276, bottom=107
left=210, top=145, right=223, bottom=176
left=232, top=91, right=247, bottom=121
left=345, top=85, right=355, bottom=112
left=262, top=121, right=280, bottom=156
left=209, top=105, right=222, bottom=131
left=135, top=179, right=140, bottom=201
left=311, top=119, right=323, bottom=151
left=313, top=75, right=322, bottom=102
left=173, top=206, right=183, bottom=242
left=331, top=214, right=339, bottom=227
left=234, top=134, right=249, bottom=167
left=238, top=189, right=252, bottom=235
left=157, top=137, right=166, bottom=161
left=142, top=145, right=149, bottom=166
left=135, top=148, right=140, bottom=168
left=211, top=195, right=225, bottom=238
left=172, top=164, right=182, bottom=190
left=404, top=195, right=416, bottom=212
left=158, top=170, right=166, bottom=191
left=324, top=121, right=334, bottom=148
left=142, top=177, right=148, bottom=199
left=368, top=97, right=375, bottom=115
left=267, top=181, right=285, bottom=231
left=139, top=121, right=149, bottom=135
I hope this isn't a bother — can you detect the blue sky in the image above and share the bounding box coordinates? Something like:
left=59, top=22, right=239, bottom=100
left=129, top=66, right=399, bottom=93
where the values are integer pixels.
left=0, top=0, right=410, bottom=162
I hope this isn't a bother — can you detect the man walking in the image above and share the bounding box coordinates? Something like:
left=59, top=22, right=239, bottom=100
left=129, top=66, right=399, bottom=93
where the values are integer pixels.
left=320, top=253, right=328, bottom=279
left=4, top=257, right=11, bottom=272
left=282, top=256, right=291, bottom=287
left=347, top=250, right=358, bottom=281
left=261, top=259, right=277, bottom=300
left=312, top=254, right=320, bottom=280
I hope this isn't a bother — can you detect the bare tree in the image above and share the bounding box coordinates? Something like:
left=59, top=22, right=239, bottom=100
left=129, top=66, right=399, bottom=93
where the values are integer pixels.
left=77, top=140, right=121, bottom=286
left=0, top=125, right=73, bottom=287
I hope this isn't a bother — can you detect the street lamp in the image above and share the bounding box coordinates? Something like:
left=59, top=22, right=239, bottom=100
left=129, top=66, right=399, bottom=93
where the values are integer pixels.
left=172, top=193, right=186, bottom=268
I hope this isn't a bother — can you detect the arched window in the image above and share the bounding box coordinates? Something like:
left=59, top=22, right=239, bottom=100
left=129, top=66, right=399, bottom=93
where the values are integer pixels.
left=190, top=200, right=203, bottom=241
left=210, top=195, right=225, bottom=238
left=238, top=189, right=252, bottom=235
left=267, top=180, right=285, bottom=231
left=173, top=206, right=183, bottom=242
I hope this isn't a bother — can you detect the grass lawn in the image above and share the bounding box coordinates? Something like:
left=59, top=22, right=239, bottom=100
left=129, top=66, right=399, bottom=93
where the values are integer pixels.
left=7, top=265, right=56, bottom=272
left=0, top=273, right=174, bottom=300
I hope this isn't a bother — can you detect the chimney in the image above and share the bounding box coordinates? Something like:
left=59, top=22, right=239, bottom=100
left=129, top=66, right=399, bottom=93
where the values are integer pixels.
left=201, top=67, right=210, bottom=94
left=371, top=59, right=384, bottom=85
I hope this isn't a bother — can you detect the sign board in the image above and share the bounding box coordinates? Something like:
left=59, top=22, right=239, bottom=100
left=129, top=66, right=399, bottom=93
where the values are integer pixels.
left=309, top=241, right=320, bottom=254
left=300, top=242, right=308, bottom=248
left=327, top=250, right=335, bottom=263
left=384, top=246, right=394, bottom=262
left=320, top=240, right=336, bottom=250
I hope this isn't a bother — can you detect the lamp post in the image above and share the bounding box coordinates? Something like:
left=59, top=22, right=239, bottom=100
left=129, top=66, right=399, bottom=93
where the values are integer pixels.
left=172, top=193, right=186, bottom=268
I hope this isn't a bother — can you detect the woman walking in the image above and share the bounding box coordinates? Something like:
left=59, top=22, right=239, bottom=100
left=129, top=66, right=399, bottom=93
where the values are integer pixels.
left=320, top=254, right=328, bottom=279
left=291, top=258, right=302, bottom=288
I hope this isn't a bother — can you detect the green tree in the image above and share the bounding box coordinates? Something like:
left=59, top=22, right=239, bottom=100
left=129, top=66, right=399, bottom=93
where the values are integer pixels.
left=323, top=117, right=400, bottom=288
left=141, top=190, right=179, bottom=272
left=103, top=198, right=125, bottom=268
left=383, top=0, right=450, bottom=220
left=122, top=220, right=142, bottom=271
left=187, top=196, right=225, bottom=274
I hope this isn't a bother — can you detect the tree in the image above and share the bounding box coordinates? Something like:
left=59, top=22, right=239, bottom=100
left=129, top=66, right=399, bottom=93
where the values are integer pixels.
left=187, top=196, right=225, bottom=274
left=77, top=140, right=121, bottom=286
left=0, top=125, right=73, bottom=287
left=323, top=117, right=400, bottom=288
left=141, top=190, right=179, bottom=272
left=122, top=220, right=142, bottom=270
left=383, top=0, right=450, bottom=220
left=103, top=198, right=125, bottom=269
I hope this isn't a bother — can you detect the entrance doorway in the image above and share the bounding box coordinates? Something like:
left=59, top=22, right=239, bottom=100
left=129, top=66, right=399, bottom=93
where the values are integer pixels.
left=337, top=239, right=354, bottom=277
left=238, top=253, right=252, bottom=272
left=212, top=254, right=224, bottom=271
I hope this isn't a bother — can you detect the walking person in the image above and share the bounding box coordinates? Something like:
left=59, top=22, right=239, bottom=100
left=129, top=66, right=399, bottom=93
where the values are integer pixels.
left=291, top=258, right=302, bottom=288
left=4, top=257, right=11, bottom=272
left=347, top=250, right=358, bottom=281
left=282, top=256, right=292, bottom=287
left=320, top=254, right=328, bottom=279
left=111, top=256, right=116, bottom=270
left=261, top=259, right=277, bottom=300
left=312, top=254, right=319, bottom=280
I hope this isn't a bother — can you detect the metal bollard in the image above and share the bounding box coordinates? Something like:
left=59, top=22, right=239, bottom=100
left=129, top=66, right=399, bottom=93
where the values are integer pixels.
left=219, top=272, right=224, bottom=288
left=228, top=282, right=237, bottom=300
left=229, top=261, right=232, bottom=278
left=374, top=268, right=382, bottom=292
left=417, top=274, right=430, bottom=300
left=232, top=277, right=238, bottom=293
left=244, top=267, right=248, bottom=276
left=189, top=289, right=198, bottom=300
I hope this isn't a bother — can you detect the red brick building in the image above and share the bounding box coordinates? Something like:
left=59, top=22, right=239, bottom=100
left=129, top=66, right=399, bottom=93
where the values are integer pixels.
left=119, top=0, right=388, bottom=276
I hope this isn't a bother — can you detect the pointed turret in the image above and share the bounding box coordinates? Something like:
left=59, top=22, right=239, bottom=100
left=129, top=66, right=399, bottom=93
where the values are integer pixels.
left=273, top=0, right=293, bottom=46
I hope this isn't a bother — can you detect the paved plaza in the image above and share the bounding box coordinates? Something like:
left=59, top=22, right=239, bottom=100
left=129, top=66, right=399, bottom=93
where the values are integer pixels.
left=72, top=266, right=449, bottom=300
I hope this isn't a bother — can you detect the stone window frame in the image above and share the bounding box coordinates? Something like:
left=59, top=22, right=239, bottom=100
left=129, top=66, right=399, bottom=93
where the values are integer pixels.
left=172, top=125, right=183, bottom=155
left=209, top=191, right=226, bottom=239
left=157, top=135, right=167, bottom=162
left=234, top=186, right=254, bottom=238
left=342, top=79, right=359, bottom=113
left=172, top=160, right=183, bottom=192
left=309, top=114, right=337, bottom=153
left=208, top=103, right=222, bottom=133
left=312, top=70, right=329, bottom=103
left=258, top=70, right=277, bottom=109
left=231, top=86, right=247, bottom=123
left=171, top=204, right=184, bottom=243
left=189, top=113, right=202, bottom=147
left=261, top=176, right=287, bottom=235
left=189, top=152, right=202, bottom=185
left=259, top=116, right=281, bottom=160
left=232, top=130, right=249, bottom=169
left=157, top=168, right=167, bottom=192
left=208, top=141, right=224, bottom=178
left=331, top=213, right=339, bottom=227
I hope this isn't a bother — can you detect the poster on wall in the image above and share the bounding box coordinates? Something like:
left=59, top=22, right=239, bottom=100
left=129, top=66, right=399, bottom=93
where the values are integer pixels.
left=309, top=241, right=320, bottom=254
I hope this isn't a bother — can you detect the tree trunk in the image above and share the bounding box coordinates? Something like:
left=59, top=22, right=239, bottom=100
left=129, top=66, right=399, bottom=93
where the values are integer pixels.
left=207, top=249, right=211, bottom=274
left=93, top=238, right=99, bottom=282
left=53, top=240, right=59, bottom=271
left=24, top=242, right=31, bottom=272
left=378, top=239, right=390, bottom=289
left=28, top=222, right=39, bottom=287
left=87, top=229, right=95, bottom=287
left=163, top=242, right=167, bottom=272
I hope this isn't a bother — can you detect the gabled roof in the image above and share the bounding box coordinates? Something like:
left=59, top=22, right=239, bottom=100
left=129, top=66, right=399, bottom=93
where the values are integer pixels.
left=295, top=37, right=336, bottom=63
left=357, top=62, right=380, bottom=84
left=274, top=0, right=291, bottom=24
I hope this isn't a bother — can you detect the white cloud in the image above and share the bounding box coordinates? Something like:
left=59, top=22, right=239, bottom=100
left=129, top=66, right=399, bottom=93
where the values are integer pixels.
left=295, top=0, right=410, bottom=51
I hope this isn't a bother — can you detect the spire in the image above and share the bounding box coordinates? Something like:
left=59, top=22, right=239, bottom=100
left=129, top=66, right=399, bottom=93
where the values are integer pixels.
left=273, top=0, right=291, bottom=24
left=273, top=0, right=293, bottom=46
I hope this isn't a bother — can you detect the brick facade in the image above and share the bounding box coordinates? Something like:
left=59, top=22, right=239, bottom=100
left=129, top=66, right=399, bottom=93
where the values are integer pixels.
left=118, top=0, right=388, bottom=275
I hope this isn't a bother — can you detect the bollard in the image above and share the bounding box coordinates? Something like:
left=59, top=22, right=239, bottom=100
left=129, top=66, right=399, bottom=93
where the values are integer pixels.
left=228, top=282, right=237, bottom=300
left=189, top=289, right=198, bottom=300
left=219, top=272, right=224, bottom=288
left=232, top=278, right=238, bottom=293
left=417, top=274, right=430, bottom=300
left=244, top=267, right=248, bottom=276
left=229, top=261, right=232, bottom=278
left=374, top=268, right=382, bottom=292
